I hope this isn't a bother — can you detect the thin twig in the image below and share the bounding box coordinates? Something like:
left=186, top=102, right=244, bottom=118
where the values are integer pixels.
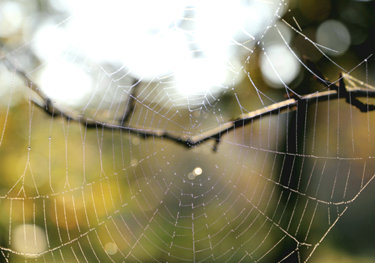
left=119, top=79, right=140, bottom=126
left=3, top=57, right=375, bottom=150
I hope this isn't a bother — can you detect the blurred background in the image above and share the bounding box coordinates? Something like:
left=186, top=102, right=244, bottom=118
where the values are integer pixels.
left=0, top=0, right=375, bottom=262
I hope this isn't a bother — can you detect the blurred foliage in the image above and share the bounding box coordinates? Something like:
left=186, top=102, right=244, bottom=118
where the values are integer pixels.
left=1, top=0, right=375, bottom=262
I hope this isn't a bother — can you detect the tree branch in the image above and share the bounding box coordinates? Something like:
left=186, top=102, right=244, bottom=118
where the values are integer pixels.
left=119, top=78, right=140, bottom=126
left=3, top=57, right=375, bottom=150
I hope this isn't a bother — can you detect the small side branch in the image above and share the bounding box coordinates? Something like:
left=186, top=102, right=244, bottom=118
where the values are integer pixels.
left=3, top=57, right=375, bottom=150
left=338, top=74, right=375, bottom=112
left=119, top=79, right=140, bottom=126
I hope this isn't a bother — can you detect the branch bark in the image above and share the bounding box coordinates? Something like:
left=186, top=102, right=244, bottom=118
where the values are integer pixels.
left=3, top=57, right=375, bottom=150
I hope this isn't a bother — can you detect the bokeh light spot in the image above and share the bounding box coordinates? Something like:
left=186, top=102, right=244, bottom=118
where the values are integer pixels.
left=260, top=44, right=300, bottom=88
left=316, top=20, right=351, bottom=56
left=38, top=59, right=92, bottom=106
left=13, top=224, right=47, bottom=258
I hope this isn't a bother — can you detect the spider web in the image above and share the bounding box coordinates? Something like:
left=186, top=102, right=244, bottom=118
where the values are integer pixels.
left=0, top=0, right=375, bottom=262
